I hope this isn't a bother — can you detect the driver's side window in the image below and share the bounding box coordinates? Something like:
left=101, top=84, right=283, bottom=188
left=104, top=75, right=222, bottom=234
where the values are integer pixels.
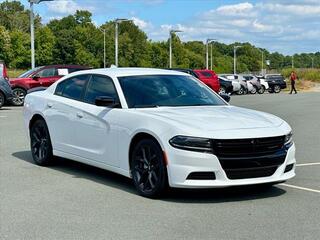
left=36, top=68, right=57, bottom=77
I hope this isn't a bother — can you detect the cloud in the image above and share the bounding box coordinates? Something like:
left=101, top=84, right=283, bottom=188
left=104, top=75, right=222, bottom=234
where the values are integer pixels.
left=143, top=1, right=320, bottom=54
left=45, top=0, right=94, bottom=15
left=131, top=17, right=152, bottom=30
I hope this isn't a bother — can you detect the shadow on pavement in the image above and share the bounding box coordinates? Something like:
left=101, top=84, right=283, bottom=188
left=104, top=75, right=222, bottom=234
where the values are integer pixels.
left=12, top=150, right=286, bottom=203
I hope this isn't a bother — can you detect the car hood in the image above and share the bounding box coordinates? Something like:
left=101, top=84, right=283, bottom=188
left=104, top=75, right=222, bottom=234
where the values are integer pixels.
left=139, top=105, right=284, bottom=132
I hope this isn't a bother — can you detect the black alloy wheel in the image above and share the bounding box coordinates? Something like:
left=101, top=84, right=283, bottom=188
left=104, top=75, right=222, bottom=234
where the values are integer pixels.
left=30, top=119, right=53, bottom=166
left=12, top=88, right=26, bottom=106
left=131, top=139, right=167, bottom=198
left=258, top=86, right=265, bottom=94
left=0, top=92, right=4, bottom=108
left=273, top=85, right=281, bottom=93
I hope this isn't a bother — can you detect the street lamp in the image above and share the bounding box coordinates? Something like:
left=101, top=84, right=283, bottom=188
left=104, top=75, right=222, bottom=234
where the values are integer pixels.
left=258, top=49, right=264, bottom=75
left=28, top=0, right=53, bottom=69
left=99, top=28, right=106, bottom=68
left=115, top=18, right=132, bottom=67
left=169, top=29, right=183, bottom=68
left=206, top=38, right=216, bottom=69
left=233, top=45, right=241, bottom=74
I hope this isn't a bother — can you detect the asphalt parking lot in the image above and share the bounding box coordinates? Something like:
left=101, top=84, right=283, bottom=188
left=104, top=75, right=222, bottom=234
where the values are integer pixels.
left=0, top=92, right=319, bottom=240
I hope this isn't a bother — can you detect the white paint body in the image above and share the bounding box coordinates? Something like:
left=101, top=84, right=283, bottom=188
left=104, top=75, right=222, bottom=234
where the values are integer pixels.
left=23, top=68, right=295, bottom=188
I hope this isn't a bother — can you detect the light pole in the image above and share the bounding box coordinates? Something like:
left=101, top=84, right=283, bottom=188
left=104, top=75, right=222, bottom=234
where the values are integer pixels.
left=169, top=30, right=183, bottom=68
left=210, top=44, right=213, bottom=70
left=28, top=0, right=53, bottom=69
left=99, top=28, right=106, bottom=68
left=115, top=18, right=132, bottom=67
left=259, top=49, right=264, bottom=75
left=233, top=45, right=241, bottom=74
left=206, top=38, right=216, bottom=69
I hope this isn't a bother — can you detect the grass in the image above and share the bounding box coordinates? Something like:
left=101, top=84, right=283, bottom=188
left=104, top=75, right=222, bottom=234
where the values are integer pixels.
left=281, top=68, right=320, bottom=83
left=7, top=69, right=26, bottom=78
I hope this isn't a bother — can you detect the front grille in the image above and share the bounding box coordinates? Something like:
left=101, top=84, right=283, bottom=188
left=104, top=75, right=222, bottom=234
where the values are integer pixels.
left=213, top=136, right=286, bottom=179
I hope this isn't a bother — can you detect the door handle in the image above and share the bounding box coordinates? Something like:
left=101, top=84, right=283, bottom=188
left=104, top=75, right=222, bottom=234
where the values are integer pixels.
left=47, top=102, right=53, bottom=108
left=76, top=112, right=84, bottom=118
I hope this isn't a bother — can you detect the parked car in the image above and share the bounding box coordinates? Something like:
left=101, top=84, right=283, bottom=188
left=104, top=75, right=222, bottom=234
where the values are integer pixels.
left=0, top=61, right=9, bottom=80
left=9, top=65, right=90, bottom=106
left=24, top=68, right=295, bottom=198
left=193, top=69, right=220, bottom=93
left=241, top=74, right=262, bottom=94
left=255, top=75, right=269, bottom=94
left=169, top=68, right=220, bottom=93
left=0, top=76, right=13, bottom=108
left=263, top=74, right=287, bottom=93
left=218, top=76, right=234, bottom=94
left=219, top=74, right=253, bottom=95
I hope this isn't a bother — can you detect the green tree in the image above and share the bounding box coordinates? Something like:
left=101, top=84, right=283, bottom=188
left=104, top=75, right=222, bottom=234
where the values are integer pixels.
left=9, top=30, right=30, bottom=68
left=0, top=26, right=12, bottom=65
left=35, top=27, right=55, bottom=65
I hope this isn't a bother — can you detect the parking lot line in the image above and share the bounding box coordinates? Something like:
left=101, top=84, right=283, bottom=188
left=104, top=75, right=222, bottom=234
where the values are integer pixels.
left=296, top=162, right=320, bottom=167
left=280, top=183, right=320, bottom=194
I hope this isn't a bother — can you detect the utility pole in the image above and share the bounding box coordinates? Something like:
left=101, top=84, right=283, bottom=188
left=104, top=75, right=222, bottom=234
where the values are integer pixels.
left=115, top=18, right=132, bottom=67
left=206, top=38, right=215, bottom=69
left=233, top=45, right=241, bottom=74
left=169, top=30, right=183, bottom=68
left=28, top=0, right=53, bottom=69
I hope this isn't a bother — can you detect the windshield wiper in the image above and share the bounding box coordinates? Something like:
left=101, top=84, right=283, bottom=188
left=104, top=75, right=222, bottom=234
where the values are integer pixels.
left=133, top=104, right=159, bottom=108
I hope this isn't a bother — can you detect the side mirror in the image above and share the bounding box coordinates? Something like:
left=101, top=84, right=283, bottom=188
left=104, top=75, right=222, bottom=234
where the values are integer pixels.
left=32, top=74, right=40, bottom=80
left=219, top=93, right=230, bottom=103
left=95, top=96, right=119, bottom=107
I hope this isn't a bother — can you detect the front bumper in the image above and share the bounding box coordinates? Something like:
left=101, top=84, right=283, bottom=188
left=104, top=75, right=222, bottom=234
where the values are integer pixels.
left=166, top=143, right=296, bottom=188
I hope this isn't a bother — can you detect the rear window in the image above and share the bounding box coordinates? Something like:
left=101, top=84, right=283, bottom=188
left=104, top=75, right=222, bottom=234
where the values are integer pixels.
left=199, top=71, right=213, bottom=77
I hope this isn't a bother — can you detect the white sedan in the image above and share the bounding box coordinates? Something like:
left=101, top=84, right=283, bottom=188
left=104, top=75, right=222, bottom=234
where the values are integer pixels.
left=23, top=68, right=296, bottom=198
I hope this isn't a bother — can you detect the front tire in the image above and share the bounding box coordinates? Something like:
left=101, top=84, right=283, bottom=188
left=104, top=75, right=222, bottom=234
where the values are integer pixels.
left=12, top=88, right=26, bottom=106
left=131, top=139, right=168, bottom=198
left=0, top=92, right=4, bottom=108
left=219, top=86, right=226, bottom=94
left=250, top=86, right=257, bottom=94
left=273, top=85, right=281, bottom=93
left=258, top=86, right=265, bottom=94
left=30, top=119, right=53, bottom=166
left=237, top=86, right=245, bottom=95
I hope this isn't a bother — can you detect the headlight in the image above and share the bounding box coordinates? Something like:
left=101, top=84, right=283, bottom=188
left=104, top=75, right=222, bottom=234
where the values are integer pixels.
left=169, top=136, right=212, bottom=153
left=284, top=132, right=293, bottom=146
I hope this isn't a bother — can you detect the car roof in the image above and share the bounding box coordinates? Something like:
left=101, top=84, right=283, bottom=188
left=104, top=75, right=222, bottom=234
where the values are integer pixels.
left=66, top=67, right=190, bottom=78
left=41, top=64, right=90, bottom=69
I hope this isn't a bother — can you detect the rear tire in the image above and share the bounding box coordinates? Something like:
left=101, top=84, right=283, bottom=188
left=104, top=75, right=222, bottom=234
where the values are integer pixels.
left=30, top=119, right=54, bottom=166
left=0, top=92, right=4, bottom=108
left=131, top=138, right=168, bottom=198
left=237, top=86, right=245, bottom=95
left=12, top=88, right=26, bottom=106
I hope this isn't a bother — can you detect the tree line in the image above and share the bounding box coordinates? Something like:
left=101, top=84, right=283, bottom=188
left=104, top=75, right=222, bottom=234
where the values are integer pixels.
left=0, top=1, right=319, bottom=73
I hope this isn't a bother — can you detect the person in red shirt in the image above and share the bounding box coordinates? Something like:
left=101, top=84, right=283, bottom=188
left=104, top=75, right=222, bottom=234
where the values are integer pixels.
left=289, top=71, right=298, bottom=94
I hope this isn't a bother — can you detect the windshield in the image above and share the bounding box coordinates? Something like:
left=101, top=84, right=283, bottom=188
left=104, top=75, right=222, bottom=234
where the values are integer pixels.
left=18, top=66, right=42, bottom=78
left=118, top=74, right=226, bottom=108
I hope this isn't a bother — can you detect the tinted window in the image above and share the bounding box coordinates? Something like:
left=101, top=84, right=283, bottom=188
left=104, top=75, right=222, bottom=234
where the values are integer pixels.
left=200, top=71, right=213, bottom=77
left=37, top=68, right=57, bottom=77
left=118, top=75, right=226, bottom=108
left=18, top=66, right=42, bottom=78
left=84, top=75, right=118, bottom=104
left=55, top=75, right=89, bottom=100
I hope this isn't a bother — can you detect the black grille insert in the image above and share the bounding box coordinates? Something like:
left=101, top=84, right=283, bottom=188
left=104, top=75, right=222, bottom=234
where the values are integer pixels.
left=213, top=136, right=286, bottom=179
left=187, top=172, right=216, bottom=180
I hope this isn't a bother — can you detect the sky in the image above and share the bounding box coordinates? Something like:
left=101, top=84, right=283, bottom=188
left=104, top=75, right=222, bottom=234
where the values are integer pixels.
left=12, top=0, right=320, bottom=55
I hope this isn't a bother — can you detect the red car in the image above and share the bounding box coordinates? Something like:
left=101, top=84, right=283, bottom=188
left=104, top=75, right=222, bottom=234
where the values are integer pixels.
left=193, top=69, right=220, bottom=93
left=9, top=65, right=90, bottom=106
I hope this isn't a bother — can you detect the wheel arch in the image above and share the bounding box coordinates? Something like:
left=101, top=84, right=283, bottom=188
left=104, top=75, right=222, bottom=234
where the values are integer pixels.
left=29, top=113, right=46, bottom=131
left=128, top=132, right=166, bottom=171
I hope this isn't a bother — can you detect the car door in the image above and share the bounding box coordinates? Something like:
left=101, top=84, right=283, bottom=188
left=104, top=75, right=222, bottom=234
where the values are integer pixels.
left=70, top=74, right=120, bottom=167
left=36, top=67, right=60, bottom=87
left=45, top=74, right=90, bottom=154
